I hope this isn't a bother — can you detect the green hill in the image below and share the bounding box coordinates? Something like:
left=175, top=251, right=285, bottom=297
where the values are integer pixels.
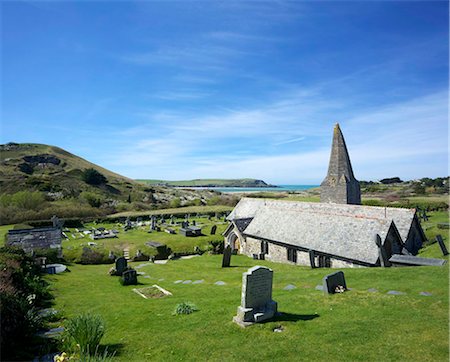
left=137, top=178, right=274, bottom=187
left=0, top=143, right=223, bottom=224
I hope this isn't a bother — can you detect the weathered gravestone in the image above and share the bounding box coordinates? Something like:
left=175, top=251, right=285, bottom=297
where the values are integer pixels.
left=121, top=269, right=137, bottom=285
left=151, top=216, right=157, bottom=231
left=115, top=257, right=128, bottom=276
left=124, top=217, right=132, bottom=230
left=322, top=271, right=347, bottom=295
left=222, top=245, right=232, bottom=267
left=233, top=266, right=277, bottom=327
left=210, top=225, right=217, bottom=235
left=436, top=235, right=449, bottom=256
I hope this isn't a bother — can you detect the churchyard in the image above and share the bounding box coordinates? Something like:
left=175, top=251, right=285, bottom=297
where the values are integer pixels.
left=47, top=253, right=448, bottom=361
left=1, top=209, right=448, bottom=361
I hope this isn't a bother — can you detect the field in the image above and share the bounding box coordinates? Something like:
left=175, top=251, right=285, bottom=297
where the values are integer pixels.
left=48, top=255, right=448, bottom=361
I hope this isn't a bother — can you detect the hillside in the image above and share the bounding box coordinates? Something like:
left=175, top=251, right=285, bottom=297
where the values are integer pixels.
left=137, top=178, right=274, bottom=187
left=0, top=143, right=226, bottom=224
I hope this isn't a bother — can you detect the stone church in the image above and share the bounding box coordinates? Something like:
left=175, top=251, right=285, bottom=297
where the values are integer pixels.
left=224, top=124, right=426, bottom=268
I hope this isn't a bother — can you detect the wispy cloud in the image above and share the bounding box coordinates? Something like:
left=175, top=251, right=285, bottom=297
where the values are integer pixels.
left=102, top=83, right=447, bottom=183
left=273, top=137, right=306, bottom=146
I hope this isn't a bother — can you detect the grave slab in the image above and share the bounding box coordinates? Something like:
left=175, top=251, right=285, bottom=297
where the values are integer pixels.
left=389, top=254, right=447, bottom=267
left=283, top=284, right=297, bottom=291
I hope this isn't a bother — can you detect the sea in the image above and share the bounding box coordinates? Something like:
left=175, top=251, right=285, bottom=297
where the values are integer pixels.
left=187, top=185, right=319, bottom=193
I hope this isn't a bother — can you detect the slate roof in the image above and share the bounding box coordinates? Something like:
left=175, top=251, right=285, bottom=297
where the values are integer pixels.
left=228, top=198, right=419, bottom=265
left=234, top=218, right=253, bottom=233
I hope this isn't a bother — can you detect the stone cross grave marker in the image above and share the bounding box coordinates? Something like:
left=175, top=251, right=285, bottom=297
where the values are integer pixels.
left=222, top=245, right=232, bottom=267
left=233, top=266, right=277, bottom=326
left=115, top=257, right=128, bottom=276
left=121, top=269, right=137, bottom=285
left=210, top=225, right=217, bottom=235
left=436, top=235, right=449, bottom=256
left=322, top=271, right=347, bottom=295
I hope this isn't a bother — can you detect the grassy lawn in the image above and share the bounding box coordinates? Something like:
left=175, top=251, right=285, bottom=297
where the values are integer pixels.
left=59, top=217, right=229, bottom=261
left=107, top=205, right=233, bottom=219
left=48, top=255, right=448, bottom=361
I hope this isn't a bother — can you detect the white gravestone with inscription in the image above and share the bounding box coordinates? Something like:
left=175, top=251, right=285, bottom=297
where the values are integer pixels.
left=233, top=266, right=277, bottom=326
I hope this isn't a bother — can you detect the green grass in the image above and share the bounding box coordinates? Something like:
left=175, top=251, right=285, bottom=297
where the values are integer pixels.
left=60, top=217, right=229, bottom=260
left=48, top=255, right=448, bottom=361
left=418, top=211, right=449, bottom=258
left=107, top=205, right=233, bottom=219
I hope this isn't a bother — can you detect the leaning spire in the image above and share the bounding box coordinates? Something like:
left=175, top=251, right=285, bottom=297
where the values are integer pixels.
left=320, top=123, right=361, bottom=205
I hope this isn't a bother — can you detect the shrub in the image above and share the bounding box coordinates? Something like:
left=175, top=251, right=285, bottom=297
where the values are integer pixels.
left=207, top=240, right=224, bottom=254
left=0, top=246, right=50, bottom=360
left=169, top=197, right=181, bottom=208
left=80, top=247, right=112, bottom=265
left=82, top=169, right=107, bottom=186
left=173, top=302, right=198, bottom=315
left=65, top=314, right=105, bottom=355
left=81, top=192, right=103, bottom=208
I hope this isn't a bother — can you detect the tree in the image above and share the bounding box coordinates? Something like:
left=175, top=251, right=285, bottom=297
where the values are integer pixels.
left=82, top=168, right=107, bottom=185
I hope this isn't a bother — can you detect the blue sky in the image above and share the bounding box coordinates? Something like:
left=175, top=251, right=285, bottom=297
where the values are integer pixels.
left=1, top=1, right=448, bottom=184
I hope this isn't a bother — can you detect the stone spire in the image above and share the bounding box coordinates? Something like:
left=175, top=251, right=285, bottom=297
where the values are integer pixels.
left=320, top=123, right=361, bottom=205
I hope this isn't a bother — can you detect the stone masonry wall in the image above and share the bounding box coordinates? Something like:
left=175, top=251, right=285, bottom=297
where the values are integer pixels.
left=7, top=228, right=62, bottom=253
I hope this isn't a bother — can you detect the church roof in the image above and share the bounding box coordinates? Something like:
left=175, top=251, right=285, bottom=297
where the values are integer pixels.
left=228, top=198, right=419, bottom=265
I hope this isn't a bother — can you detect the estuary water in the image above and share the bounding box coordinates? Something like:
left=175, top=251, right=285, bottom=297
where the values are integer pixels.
left=189, top=185, right=319, bottom=193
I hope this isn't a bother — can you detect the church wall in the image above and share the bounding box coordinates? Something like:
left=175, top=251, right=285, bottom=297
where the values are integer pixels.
left=241, top=236, right=261, bottom=257
left=320, top=182, right=348, bottom=204
left=241, top=233, right=367, bottom=268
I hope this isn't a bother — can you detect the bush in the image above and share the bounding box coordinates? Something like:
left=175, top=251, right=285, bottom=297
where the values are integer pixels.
left=0, top=246, right=51, bottom=360
left=82, top=169, right=107, bottom=186
left=173, top=302, right=198, bottom=315
left=65, top=314, right=105, bottom=355
left=169, top=197, right=181, bottom=208
left=79, top=247, right=112, bottom=265
left=82, top=192, right=103, bottom=208
left=207, top=240, right=224, bottom=254
left=34, top=247, right=61, bottom=264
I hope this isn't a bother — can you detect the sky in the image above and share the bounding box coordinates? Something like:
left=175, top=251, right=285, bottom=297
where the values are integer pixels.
left=1, top=0, right=448, bottom=184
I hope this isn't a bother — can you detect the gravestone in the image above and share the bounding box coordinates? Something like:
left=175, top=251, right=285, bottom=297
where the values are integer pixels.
left=210, top=225, right=217, bottom=235
left=125, top=217, right=132, bottom=230
left=233, top=266, right=277, bottom=326
left=170, top=215, right=175, bottom=225
left=151, top=216, right=157, bottom=231
left=322, top=271, right=347, bottom=295
left=115, top=257, right=128, bottom=276
left=121, top=269, right=137, bottom=285
left=51, top=215, right=64, bottom=228
left=192, top=220, right=196, bottom=226
left=435, top=235, right=449, bottom=256
left=222, top=245, right=232, bottom=267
